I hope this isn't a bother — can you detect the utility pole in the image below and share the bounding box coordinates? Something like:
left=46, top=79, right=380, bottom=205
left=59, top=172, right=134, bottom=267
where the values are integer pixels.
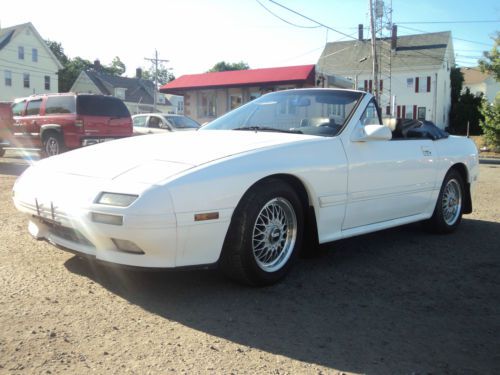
left=144, top=50, right=169, bottom=112
left=369, top=0, right=379, bottom=105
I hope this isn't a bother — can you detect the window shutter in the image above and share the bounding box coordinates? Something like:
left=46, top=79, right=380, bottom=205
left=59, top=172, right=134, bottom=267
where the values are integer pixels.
left=397, top=105, right=401, bottom=118
left=364, top=80, right=368, bottom=91
left=380, top=79, right=383, bottom=92
left=402, top=105, right=406, bottom=118
left=415, top=77, right=419, bottom=93
left=369, top=80, right=373, bottom=93
left=386, top=106, right=390, bottom=115
left=413, top=105, right=417, bottom=120
left=427, top=76, right=431, bottom=92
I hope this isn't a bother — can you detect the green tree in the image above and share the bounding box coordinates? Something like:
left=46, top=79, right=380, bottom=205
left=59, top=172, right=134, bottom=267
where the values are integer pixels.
left=141, top=62, right=175, bottom=85
left=207, top=61, right=250, bottom=72
left=479, top=32, right=500, bottom=81
left=480, top=95, right=500, bottom=149
left=101, top=56, right=126, bottom=76
left=45, top=40, right=128, bottom=92
left=449, top=67, right=464, bottom=133
left=450, top=88, right=484, bottom=135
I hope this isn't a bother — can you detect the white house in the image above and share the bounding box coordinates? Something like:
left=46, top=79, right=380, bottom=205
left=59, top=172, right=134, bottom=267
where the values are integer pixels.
left=317, top=30, right=454, bottom=129
left=461, top=68, right=500, bottom=103
left=0, top=22, right=62, bottom=101
left=70, top=69, right=173, bottom=115
left=165, top=94, right=184, bottom=114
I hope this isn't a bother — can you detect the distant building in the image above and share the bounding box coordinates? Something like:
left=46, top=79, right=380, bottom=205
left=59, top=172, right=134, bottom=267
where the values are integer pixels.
left=165, top=94, right=184, bottom=114
left=70, top=69, right=172, bottom=114
left=461, top=68, right=500, bottom=103
left=317, top=30, right=455, bottom=129
left=160, top=64, right=352, bottom=124
left=0, top=22, right=63, bottom=101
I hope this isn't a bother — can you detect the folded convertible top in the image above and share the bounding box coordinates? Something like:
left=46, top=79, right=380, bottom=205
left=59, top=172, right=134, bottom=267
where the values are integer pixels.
left=394, top=119, right=449, bottom=140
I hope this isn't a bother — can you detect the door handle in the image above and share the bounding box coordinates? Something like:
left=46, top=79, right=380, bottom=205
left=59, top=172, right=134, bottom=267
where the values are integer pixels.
left=421, top=146, right=432, bottom=156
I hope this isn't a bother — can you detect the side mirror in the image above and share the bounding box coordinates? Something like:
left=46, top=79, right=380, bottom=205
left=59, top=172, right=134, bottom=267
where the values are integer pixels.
left=352, top=123, right=392, bottom=142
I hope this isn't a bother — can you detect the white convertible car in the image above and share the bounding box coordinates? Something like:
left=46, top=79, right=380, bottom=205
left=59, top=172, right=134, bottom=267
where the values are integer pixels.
left=13, top=89, right=479, bottom=285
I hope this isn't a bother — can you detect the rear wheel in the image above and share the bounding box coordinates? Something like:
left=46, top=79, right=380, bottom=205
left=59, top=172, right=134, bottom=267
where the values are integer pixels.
left=42, top=132, right=65, bottom=157
left=0, top=148, right=5, bottom=157
left=220, top=178, right=304, bottom=286
left=424, top=169, right=464, bottom=233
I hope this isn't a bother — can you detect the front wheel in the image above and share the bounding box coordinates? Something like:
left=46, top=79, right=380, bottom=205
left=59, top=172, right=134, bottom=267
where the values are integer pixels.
left=220, top=179, right=304, bottom=286
left=0, top=148, right=5, bottom=157
left=424, top=169, right=464, bottom=233
left=42, top=133, right=65, bottom=157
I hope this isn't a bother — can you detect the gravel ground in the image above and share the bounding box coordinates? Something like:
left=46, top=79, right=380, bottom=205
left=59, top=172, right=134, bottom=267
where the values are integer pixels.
left=0, top=151, right=499, bottom=375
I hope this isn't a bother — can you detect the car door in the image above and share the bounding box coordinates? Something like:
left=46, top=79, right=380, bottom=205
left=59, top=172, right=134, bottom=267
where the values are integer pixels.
left=13, top=98, right=43, bottom=148
left=341, top=100, right=437, bottom=230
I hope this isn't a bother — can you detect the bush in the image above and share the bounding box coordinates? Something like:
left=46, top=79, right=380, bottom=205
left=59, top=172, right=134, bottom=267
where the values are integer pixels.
left=480, top=95, right=500, bottom=151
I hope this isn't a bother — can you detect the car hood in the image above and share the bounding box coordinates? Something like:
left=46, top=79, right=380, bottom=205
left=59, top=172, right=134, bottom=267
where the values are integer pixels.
left=28, top=130, right=315, bottom=184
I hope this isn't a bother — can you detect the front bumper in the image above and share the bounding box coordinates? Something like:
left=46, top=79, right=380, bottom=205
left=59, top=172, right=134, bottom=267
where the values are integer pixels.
left=17, top=198, right=179, bottom=268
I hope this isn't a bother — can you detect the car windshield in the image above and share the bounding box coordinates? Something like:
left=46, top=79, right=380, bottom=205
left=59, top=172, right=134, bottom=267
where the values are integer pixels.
left=166, top=115, right=200, bottom=129
left=201, top=89, right=363, bottom=137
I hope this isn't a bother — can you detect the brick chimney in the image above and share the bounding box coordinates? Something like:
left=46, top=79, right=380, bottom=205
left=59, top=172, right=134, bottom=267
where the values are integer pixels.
left=136, top=67, right=142, bottom=79
left=358, top=24, right=364, bottom=41
left=94, top=59, right=101, bottom=70
left=391, top=25, right=398, bottom=50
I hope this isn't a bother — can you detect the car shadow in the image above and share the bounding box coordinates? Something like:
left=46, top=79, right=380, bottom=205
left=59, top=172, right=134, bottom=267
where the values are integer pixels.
left=64, top=218, right=500, bottom=374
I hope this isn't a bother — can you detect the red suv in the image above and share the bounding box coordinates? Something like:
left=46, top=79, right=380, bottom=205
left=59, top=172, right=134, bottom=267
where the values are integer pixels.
left=3, top=93, right=132, bottom=157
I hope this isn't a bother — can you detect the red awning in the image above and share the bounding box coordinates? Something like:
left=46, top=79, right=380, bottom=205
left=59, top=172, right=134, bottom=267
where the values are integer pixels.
left=160, top=65, right=316, bottom=93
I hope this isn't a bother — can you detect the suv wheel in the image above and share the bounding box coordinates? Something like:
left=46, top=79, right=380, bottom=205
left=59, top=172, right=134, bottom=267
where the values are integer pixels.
left=43, top=133, right=65, bottom=157
left=0, top=148, right=5, bottom=157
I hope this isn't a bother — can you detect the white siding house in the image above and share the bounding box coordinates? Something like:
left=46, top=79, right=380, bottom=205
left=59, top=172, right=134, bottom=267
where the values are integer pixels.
left=317, top=31, right=454, bottom=129
left=0, top=23, right=62, bottom=101
left=461, top=68, right=500, bottom=103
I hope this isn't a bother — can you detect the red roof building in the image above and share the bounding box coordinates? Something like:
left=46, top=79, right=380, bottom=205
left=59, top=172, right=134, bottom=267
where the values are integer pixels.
left=159, top=65, right=318, bottom=123
left=160, top=65, right=316, bottom=94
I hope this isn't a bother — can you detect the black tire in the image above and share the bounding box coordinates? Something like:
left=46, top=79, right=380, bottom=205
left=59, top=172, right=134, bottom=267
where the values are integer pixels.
left=220, top=178, right=304, bottom=286
left=424, top=169, right=464, bottom=234
left=42, top=132, right=65, bottom=157
left=0, top=148, right=5, bottom=157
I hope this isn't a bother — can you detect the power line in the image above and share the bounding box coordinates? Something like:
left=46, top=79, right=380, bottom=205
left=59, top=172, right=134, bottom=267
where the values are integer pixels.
left=267, top=0, right=358, bottom=40
left=255, top=0, right=321, bottom=29
left=397, top=25, right=493, bottom=47
left=396, top=20, right=500, bottom=24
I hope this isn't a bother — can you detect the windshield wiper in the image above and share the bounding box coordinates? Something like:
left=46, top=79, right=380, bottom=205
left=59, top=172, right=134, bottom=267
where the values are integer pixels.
left=233, top=126, right=302, bottom=134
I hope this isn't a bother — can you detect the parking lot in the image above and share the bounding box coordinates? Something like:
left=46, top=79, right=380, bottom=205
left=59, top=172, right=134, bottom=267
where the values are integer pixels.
left=0, top=151, right=499, bottom=375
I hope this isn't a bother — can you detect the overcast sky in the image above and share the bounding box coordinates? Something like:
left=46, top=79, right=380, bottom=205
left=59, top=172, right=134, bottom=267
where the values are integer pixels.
left=1, top=0, right=499, bottom=78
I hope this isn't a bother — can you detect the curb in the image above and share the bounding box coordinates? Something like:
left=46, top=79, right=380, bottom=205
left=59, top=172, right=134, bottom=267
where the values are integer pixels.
left=479, top=158, right=500, bottom=165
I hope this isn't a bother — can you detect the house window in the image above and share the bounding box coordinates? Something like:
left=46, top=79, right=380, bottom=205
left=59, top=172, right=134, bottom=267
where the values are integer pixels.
left=114, top=87, right=126, bottom=100
left=198, top=91, right=216, bottom=118
left=230, top=95, right=242, bottom=110
left=23, top=73, right=30, bottom=88
left=32, top=48, right=38, bottom=62
left=44, top=76, right=50, bottom=90
left=406, top=78, right=414, bottom=88
left=4, top=70, right=12, bottom=86
left=415, top=76, right=431, bottom=93
left=177, top=100, right=184, bottom=113
left=18, top=46, right=24, bottom=60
